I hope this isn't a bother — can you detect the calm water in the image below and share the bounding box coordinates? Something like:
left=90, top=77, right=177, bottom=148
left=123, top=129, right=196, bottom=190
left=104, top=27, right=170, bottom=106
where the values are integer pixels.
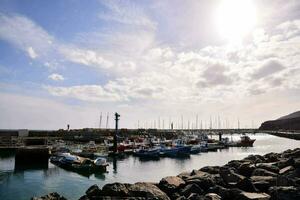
left=1, top=134, right=300, bottom=200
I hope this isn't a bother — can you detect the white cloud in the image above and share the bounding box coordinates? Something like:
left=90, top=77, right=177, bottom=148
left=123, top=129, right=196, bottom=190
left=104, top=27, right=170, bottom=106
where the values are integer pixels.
left=60, top=47, right=113, bottom=69
left=252, top=59, right=285, bottom=79
left=48, top=73, right=64, bottom=81
left=45, top=85, right=123, bottom=102
left=0, top=13, right=54, bottom=58
left=27, top=47, right=38, bottom=59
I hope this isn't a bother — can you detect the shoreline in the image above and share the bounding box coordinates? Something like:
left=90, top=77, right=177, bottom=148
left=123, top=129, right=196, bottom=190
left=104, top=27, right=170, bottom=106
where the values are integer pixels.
left=32, top=148, right=300, bottom=200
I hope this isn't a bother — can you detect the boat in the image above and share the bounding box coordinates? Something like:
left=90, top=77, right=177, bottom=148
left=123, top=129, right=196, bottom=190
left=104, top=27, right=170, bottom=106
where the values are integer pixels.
left=190, top=144, right=201, bottom=154
left=237, top=135, right=256, bottom=147
left=133, top=146, right=160, bottom=158
left=50, top=153, right=108, bottom=172
left=160, top=146, right=179, bottom=157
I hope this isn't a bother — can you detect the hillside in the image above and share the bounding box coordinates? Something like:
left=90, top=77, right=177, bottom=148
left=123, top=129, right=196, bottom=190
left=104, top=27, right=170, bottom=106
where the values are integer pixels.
left=259, top=111, right=300, bottom=131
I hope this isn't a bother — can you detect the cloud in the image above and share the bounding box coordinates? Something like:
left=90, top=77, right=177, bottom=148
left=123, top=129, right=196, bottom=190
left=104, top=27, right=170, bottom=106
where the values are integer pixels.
left=0, top=13, right=54, bottom=58
left=48, top=73, right=64, bottom=81
left=27, top=47, right=38, bottom=59
left=98, top=0, right=156, bottom=29
left=252, top=59, right=285, bottom=79
left=45, top=85, right=123, bottom=102
left=196, top=64, right=233, bottom=88
left=60, top=47, right=113, bottom=69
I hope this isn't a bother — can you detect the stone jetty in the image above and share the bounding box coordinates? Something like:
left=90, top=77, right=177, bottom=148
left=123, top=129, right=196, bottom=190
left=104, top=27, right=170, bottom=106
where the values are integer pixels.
left=32, top=148, right=300, bottom=200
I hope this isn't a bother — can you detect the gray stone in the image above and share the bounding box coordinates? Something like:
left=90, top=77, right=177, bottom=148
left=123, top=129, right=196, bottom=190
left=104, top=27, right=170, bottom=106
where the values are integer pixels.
left=204, top=193, right=221, bottom=200
left=158, top=176, right=185, bottom=195
left=252, top=169, right=277, bottom=177
left=220, top=167, right=245, bottom=184
left=269, top=186, right=300, bottom=200
left=129, top=182, right=170, bottom=200
left=180, top=183, right=204, bottom=197
left=236, top=192, right=270, bottom=200
left=279, top=165, right=294, bottom=174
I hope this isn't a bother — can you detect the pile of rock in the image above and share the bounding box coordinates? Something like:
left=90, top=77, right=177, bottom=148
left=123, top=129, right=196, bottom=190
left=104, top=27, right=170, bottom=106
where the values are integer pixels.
left=32, top=148, right=300, bottom=200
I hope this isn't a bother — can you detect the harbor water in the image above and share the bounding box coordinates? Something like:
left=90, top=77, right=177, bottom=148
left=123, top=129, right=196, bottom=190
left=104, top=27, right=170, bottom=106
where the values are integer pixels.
left=1, top=133, right=300, bottom=200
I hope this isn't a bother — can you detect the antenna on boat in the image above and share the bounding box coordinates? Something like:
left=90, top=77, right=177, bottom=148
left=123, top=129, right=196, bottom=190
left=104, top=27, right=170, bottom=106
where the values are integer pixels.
left=181, top=115, right=183, bottom=130
left=163, top=119, right=165, bottom=130
left=106, top=112, right=109, bottom=129
left=196, top=114, right=198, bottom=129
left=99, top=112, right=102, bottom=129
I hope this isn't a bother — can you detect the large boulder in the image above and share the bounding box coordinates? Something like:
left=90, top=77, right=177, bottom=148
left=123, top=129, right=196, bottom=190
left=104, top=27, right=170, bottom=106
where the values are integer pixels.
left=252, top=169, right=277, bottom=177
left=207, top=185, right=230, bottom=199
left=179, top=183, right=204, bottom=197
left=31, top=192, right=67, bottom=200
left=238, top=163, right=255, bottom=177
left=250, top=176, right=277, bottom=186
left=159, top=176, right=185, bottom=195
left=236, top=178, right=258, bottom=192
left=269, top=186, right=300, bottom=200
left=101, top=183, right=131, bottom=197
left=256, top=163, right=279, bottom=174
left=85, top=185, right=102, bottom=198
left=279, top=166, right=294, bottom=174
left=185, top=171, right=216, bottom=191
left=199, top=166, right=220, bottom=175
left=220, top=167, right=245, bottom=184
left=277, top=158, right=295, bottom=169
left=128, top=182, right=170, bottom=200
left=243, top=155, right=265, bottom=164
left=204, top=193, right=221, bottom=200
left=264, top=152, right=279, bottom=163
left=235, top=192, right=270, bottom=200
left=253, top=181, right=271, bottom=193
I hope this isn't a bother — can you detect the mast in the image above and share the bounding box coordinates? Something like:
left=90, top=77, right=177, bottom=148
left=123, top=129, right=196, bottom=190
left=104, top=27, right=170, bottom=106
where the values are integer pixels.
left=106, top=112, right=109, bottom=129
left=99, top=112, right=102, bottom=128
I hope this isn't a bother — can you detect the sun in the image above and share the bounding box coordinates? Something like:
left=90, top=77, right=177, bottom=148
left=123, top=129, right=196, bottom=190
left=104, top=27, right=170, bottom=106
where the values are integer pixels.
left=216, top=0, right=256, bottom=44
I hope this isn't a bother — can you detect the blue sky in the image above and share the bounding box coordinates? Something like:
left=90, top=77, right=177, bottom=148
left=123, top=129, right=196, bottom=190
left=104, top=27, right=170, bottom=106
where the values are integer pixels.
left=0, top=0, right=300, bottom=129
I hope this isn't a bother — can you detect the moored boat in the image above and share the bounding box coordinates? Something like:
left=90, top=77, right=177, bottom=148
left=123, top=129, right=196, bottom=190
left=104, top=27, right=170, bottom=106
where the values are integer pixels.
left=237, top=135, right=256, bottom=147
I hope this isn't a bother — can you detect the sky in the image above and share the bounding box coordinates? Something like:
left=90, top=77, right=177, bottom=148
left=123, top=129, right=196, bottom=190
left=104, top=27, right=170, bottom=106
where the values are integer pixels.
left=0, top=0, right=300, bottom=130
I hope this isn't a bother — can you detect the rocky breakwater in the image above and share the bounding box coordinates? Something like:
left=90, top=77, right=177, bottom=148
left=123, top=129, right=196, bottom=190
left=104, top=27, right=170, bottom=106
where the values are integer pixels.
left=32, top=148, right=300, bottom=200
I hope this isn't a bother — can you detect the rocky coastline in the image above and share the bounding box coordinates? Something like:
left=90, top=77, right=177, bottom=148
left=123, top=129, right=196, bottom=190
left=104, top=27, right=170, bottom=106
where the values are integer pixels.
left=32, top=148, right=300, bottom=200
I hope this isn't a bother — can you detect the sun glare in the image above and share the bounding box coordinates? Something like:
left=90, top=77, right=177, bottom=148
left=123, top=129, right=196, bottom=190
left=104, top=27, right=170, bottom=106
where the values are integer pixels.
left=216, top=0, right=256, bottom=44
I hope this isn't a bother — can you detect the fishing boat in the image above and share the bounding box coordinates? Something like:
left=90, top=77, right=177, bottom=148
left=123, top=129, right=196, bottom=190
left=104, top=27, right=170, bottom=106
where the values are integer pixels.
left=237, top=135, right=255, bottom=147
left=160, top=146, right=178, bottom=157
left=133, top=146, right=160, bottom=158
left=50, top=153, right=108, bottom=172
left=173, top=139, right=191, bottom=156
left=190, top=144, right=201, bottom=154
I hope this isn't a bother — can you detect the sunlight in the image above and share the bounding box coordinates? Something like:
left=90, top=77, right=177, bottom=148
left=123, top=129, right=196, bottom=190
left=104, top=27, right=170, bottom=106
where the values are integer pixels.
left=216, top=0, right=256, bottom=44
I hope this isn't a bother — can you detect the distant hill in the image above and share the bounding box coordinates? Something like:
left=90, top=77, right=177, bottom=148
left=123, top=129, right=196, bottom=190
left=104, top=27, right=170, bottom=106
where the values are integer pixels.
left=259, top=111, right=300, bottom=131
left=277, top=111, right=300, bottom=120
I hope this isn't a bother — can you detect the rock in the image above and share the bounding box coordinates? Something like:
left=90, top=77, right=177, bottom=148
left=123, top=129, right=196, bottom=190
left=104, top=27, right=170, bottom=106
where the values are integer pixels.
left=78, top=195, right=89, bottom=200
left=269, top=186, right=300, bottom=200
left=253, top=181, right=271, bottom=193
left=101, top=183, right=130, bottom=197
left=158, top=176, right=185, bottom=195
left=31, top=192, right=67, bottom=200
left=279, top=165, right=294, bottom=174
left=186, top=171, right=215, bottom=191
left=226, top=160, right=243, bottom=169
left=178, top=172, right=192, bottom=181
left=207, top=185, right=230, bottom=199
left=85, top=184, right=102, bottom=198
left=277, top=175, right=296, bottom=186
left=204, top=193, right=221, bottom=200
left=220, top=167, right=245, bottom=184
left=235, top=192, right=270, bottom=200
left=243, top=155, right=265, bottom=164
left=128, top=182, right=170, bottom=200
left=199, top=166, right=220, bottom=175
left=293, top=158, right=300, bottom=168
left=226, top=188, right=243, bottom=200
left=264, top=152, right=279, bottom=163
left=250, top=176, right=277, bottom=186
left=236, top=178, right=258, bottom=192
left=187, top=193, right=204, bottom=200
left=256, top=163, right=279, bottom=174
left=238, top=163, right=255, bottom=177
left=180, top=183, right=204, bottom=197
left=252, top=169, right=277, bottom=177
left=277, top=158, right=294, bottom=169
